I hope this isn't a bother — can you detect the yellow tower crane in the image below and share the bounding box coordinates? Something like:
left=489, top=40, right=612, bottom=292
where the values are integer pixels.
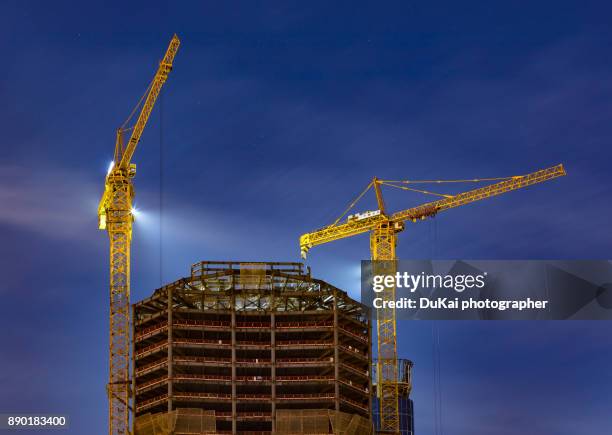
left=98, top=35, right=180, bottom=435
left=299, top=164, right=566, bottom=433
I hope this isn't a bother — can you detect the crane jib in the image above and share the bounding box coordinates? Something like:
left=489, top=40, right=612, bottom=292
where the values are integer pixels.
left=301, top=164, right=565, bottom=254
left=390, top=163, right=566, bottom=223
left=117, top=35, right=180, bottom=170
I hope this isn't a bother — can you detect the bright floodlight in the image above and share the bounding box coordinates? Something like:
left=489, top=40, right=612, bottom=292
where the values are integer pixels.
left=131, top=207, right=140, bottom=219
left=107, top=161, right=115, bottom=176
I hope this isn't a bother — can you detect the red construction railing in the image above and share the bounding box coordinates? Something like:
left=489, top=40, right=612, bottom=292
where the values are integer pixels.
left=174, top=319, right=231, bottom=328
left=276, top=339, right=333, bottom=347
left=341, top=362, right=369, bottom=377
left=339, top=326, right=368, bottom=343
left=135, top=340, right=167, bottom=357
left=136, top=392, right=364, bottom=413
left=174, top=356, right=231, bottom=365
left=137, top=374, right=365, bottom=389
left=341, top=396, right=369, bottom=412
left=135, top=319, right=231, bottom=340
left=135, top=323, right=167, bottom=341
left=174, top=374, right=232, bottom=382
left=236, top=358, right=272, bottom=364
left=339, top=344, right=367, bottom=360
left=276, top=393, right=335, bottom=400
left=236, top=412, right=272, bottom=420
left=135, top=358, right=167, bottom=375
left=136, top=394, right=167, bottom=411
left=339, top=378, right=369, bottom=393
left=136, top=338, right=348, bottom=354
left=236, top=321, right=271, bottom=328
left=276, top=320, right=333, bottom=328
left=174, top=392, right=232, bottom=400
left=235, top=340, right=271, bottom=347
left=136, top=357, right=367, bottom=377
left=276, top=357, right=334, bottom=365
left=136, top=376, right=167, bottom=391
left=276, top=375, right=334, bottom=382
left=235, top=394, right=272, bottom=400
left=216, top=412, right=272, bottom=420
left=136, top=337, right=233, bottom=358
left=174, top=338, right=230, bottom=346
left=236, top=376, right=271, bottom=382
left=136, top=320, right=366, bottom=340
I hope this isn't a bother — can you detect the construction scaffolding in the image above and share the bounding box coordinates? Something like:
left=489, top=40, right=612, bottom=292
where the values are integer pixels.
left=134, top=408, right=216, bottom=435
left=276, top=409, right=371, bottom=435
left=133, top=261, right=372, bottom=434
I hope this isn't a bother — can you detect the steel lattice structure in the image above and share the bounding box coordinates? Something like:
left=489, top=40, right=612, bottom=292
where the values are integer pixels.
left=132, top=261, right=372, bottom=434
left=98, top=35, right=180, bottom=435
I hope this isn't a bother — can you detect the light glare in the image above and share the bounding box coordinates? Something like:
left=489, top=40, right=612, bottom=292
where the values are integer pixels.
left=107, top=161, right=115, bottom=176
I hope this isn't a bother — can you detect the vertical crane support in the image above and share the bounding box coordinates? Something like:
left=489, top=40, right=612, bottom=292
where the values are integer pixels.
left=371, top=221, right=400, bottom=433
left=98, top=35, right=180, bottom=435
left=106, top=168, right=134, bottom=435
left=372, top=177, right=402, bottom=432
left=299, top=164, right=566, bottom=434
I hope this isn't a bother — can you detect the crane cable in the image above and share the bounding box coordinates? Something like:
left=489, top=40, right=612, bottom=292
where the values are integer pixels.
left=380, top=174, right=522, bottom=199
left=327, top=174, right=520, bottom=227
left=380, top=181, right=454, bottom=199
left=430, top=222, right=443, bottom=435
left=432, top=323, right=438, bottom=435
left=431, top=322, right=444, bottom=435
left=380, top=176, right=518, bottom=184
left=436, top=325, right=443, bottom=435
left=120, top=77, right=155, bottom=132
left=112, top=78, right=155, bottom=163
left=159, top=89, right=164, bottom=287
left=330, top=181, right=374, bottom=227
left=428, top=217, right=439, bottom=258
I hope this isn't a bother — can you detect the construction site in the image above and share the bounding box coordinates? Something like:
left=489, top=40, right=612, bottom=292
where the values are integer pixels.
left=97, top=34, right=566, bottom=435
left=132, top=261, right=372, bottom=434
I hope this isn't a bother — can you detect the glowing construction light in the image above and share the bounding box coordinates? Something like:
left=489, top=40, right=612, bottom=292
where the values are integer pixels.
left=107, top=161, right=115, bottom=176
left=131, top=207, right=140, bottom=219
left=99, top=214, right=107, bottom=230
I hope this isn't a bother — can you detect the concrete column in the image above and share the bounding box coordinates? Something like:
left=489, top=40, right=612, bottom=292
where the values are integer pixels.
left=271, top=310, right=276, bottom=433
left=333, top=289, right=340, bottom=412
left=367, top=311, right=373, bottom=426
left=231, top=300, right=236, bottom=434
left=131, top=305, right=136, bottom=433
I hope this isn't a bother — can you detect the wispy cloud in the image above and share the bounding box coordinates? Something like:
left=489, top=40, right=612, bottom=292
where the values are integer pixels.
left=0, top=164, right=100, bottom=240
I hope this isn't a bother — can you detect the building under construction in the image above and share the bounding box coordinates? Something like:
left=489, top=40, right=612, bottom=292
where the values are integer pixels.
left=132, top=261, right=372, bottom=434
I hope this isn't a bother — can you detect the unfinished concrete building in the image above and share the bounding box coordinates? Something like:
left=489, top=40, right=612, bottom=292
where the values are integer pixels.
left=132, top=261, right=372, bottom=434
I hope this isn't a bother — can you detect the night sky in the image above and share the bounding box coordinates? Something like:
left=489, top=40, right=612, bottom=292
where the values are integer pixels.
left=1, top=2, right=611, bottom=434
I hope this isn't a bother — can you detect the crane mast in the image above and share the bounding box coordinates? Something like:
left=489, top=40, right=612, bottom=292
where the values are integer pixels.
left=98, top=35, right=180, bottom=435
left=300, top=163, right=566, bottom=433
left=371, top=220, right=401, bottom=433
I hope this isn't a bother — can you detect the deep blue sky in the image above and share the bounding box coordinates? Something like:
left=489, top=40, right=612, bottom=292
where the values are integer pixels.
left=1, top=2, right=611, bottom=434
